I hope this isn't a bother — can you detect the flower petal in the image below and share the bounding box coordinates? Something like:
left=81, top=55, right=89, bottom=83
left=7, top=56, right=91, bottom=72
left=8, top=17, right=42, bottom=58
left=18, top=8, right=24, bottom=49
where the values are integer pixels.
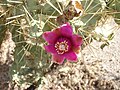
left=64, top=51, right=77, bottom=62
left=72, top=35, right=82, bottom=46
left=52, top=54, right=64, bottom=64
left=60, top=23, right=73, bottom=37
left=73, top=46, right=80, bottom=54
left=42, top=29, right=60, bottom=44
left=44, top=45, right=57, bottom=54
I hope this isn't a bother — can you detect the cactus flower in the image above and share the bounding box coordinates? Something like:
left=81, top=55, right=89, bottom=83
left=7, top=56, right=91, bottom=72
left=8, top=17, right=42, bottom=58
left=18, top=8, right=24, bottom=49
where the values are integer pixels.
left=43, top=23, right=82, bottom=64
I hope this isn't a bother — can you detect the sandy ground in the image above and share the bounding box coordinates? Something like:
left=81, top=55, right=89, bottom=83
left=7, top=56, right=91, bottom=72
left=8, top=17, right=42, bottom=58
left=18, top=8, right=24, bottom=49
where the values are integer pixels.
left=82, top=16, right=120, bottom=87
left=82, top=29, right=120, bottom=89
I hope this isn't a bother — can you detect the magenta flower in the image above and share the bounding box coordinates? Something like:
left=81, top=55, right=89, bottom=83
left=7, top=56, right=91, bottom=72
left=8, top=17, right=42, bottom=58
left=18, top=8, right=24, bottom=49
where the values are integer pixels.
left=42, top=23, right=82, bottom=64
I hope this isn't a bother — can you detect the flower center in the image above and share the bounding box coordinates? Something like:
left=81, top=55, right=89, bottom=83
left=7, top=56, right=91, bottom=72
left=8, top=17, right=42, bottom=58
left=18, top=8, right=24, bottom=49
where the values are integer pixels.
left=55, top=40, right=69, bottom=54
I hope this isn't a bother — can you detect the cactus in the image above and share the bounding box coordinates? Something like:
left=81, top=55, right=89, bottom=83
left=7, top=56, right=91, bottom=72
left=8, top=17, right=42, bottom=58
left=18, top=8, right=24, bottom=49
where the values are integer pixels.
left=0, top=0, right=119, bottom=89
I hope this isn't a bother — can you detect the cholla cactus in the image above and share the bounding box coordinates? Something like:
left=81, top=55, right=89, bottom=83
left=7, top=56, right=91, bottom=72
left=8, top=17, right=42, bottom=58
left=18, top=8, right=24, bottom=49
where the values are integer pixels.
left=0, top=0, right=120, bottom=89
